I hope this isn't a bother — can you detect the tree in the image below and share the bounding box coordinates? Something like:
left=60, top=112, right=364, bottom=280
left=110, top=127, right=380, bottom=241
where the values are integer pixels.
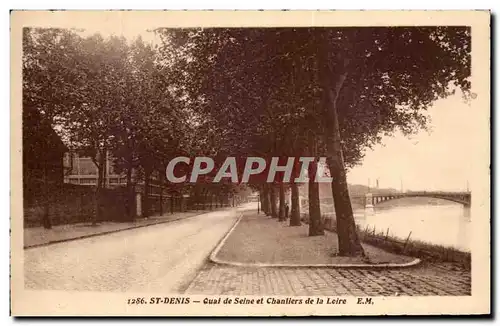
left=111, top=36, right=185, bottom=219
left=155, top=27, right=471, bottom=257
left=23, top=28, right=116, bottom=225
left=60, top=34, right=133, bottom=224
left=313, top=27, right=471, bottom=256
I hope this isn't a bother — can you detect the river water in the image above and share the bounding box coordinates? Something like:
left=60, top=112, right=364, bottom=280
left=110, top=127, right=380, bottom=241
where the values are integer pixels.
left=308, top=197, right=471, bottom=252
left=353, top=200, right=471, bottom=252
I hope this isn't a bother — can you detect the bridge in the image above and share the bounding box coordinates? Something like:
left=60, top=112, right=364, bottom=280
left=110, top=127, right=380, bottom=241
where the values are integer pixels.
left=366, top=191, right=471, bottom=207
left=296, top=191, right=472, bottom=217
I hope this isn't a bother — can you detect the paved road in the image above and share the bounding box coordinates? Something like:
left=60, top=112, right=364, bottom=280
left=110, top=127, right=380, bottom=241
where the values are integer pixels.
left=186, top=262, right=471, bottom=296
left=24, top=208, right=241, bottom=293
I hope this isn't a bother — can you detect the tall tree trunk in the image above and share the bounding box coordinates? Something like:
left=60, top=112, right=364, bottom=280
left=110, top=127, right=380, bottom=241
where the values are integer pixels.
left=126, top=159, right=134, bottom=221
left=143, top=167, right=151, bottom=218
left=199, top=188, right=204, bottom=210
left=269, top=185, right=278, bottom=218
left=278, top=183, right=286, bottom=221
left=257, top=188, right=264, bottom=214
left=259, top=187, right=266, bottom=214
left=308, top=157, right=324, bottom=236
left=262, top=185, right=270, bottom=215
left=266, top=186, right=272, bottom=216
left=42, top=159, right=52, bottom=229
left=289, top=181, right=301, bottom=226
left=264, top=185, right=270, bottom=215
left=192, top=189, right=197, bottom=211
left=93, top=186, right=100, bottom=225
left=260, top=190, right=264, bottom=212
left=159, top=170, right=164, bottom=216
left=93, top=149, right=106, bottom=225
left=317, top=31, right=364, bottom=256
left=326, top=110, right=364, bottom=255
left=328, top=157, right=363, bottom=256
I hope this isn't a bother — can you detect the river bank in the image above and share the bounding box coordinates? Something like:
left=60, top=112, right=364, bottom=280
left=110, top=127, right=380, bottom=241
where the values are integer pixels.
left=301, top=214, right=471, bottom=270
left=352, top=222, right=471, bottom=269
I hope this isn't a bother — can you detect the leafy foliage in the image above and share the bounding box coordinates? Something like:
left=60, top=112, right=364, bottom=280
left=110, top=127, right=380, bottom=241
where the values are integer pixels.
left=23, top=26, right=471, bottom=239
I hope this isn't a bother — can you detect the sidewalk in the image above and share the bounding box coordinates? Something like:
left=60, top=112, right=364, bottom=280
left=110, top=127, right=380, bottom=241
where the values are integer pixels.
left=213, top=211, right=417, bottom=267
left=24, top=208, right=228, bottom=249
left=187, top=211, right=470, bottom=296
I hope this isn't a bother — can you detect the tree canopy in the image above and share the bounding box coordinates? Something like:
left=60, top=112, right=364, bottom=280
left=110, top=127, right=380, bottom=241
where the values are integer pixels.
left=23, top=26, right=471, bottom=253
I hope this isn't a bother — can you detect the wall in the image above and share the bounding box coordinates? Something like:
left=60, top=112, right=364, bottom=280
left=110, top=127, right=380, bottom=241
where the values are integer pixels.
left=23, top=184, right=135, bottom=227
left=24, top=184, right=227, bottom=228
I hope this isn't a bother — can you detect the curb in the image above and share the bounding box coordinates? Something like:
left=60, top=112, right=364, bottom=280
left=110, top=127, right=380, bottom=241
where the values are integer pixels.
left=24, top=208, right=232, bottom=250
left=183, top=211, right=244, bottom=294
left=209, top=214, right=422, bottom=269
left=209, top=212, right=244, bottom=264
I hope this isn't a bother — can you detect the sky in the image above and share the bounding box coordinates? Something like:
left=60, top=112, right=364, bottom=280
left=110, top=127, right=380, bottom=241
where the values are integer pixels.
left=347, top=94, right=479, bottom=192
left=73, top=26, right=480, bottom=193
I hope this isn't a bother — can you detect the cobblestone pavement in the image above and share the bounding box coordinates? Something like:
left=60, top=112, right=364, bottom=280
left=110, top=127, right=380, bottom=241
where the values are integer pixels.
left=186, top=262, right=471, bottom=296
left=24, top=208, right=241, bottom=293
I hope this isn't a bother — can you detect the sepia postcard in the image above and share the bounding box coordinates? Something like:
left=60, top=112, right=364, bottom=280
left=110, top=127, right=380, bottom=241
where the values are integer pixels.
left=10, top=10, right=491, bottom=316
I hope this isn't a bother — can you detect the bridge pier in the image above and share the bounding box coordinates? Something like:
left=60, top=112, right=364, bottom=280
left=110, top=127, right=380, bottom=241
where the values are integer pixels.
left=463, top=204, right=471, bottom=220
left=365, top=193, right=375, bottom=216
